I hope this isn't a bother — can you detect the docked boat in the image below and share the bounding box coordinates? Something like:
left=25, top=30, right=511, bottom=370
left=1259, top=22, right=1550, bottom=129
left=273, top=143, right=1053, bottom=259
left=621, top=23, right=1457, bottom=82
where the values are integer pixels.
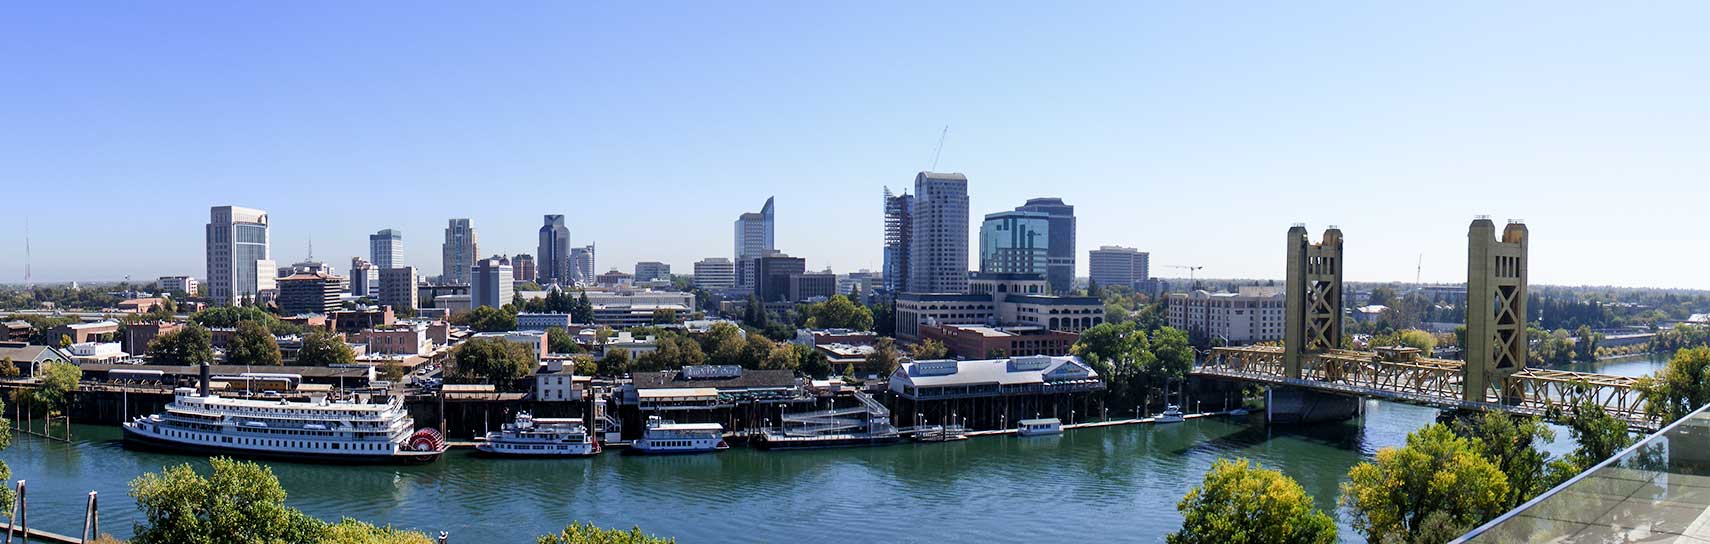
left=475, top=412, right=600, bottom=458
left=629, top=416, right=728, bottom=455
left=1017, top=418, right=1062, bottom=436
left=123, top=374, right=446, bottom=464
left=1155, top=405, right=1185, bottom=423
left=911, top=424, right=968, bottom=443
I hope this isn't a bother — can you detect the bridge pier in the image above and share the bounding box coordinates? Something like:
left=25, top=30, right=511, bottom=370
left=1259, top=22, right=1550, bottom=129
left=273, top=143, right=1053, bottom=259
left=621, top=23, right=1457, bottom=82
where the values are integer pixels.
left=1265, top=387, right=1360, bottom=425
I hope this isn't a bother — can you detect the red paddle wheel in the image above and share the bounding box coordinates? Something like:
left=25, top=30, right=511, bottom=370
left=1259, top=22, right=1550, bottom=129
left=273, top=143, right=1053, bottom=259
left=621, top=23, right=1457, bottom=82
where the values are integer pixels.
left=407, top=428, right=447, bottom=453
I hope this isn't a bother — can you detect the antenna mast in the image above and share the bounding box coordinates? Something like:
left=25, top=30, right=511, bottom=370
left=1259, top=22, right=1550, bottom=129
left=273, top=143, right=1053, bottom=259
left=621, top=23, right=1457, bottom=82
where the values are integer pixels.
left=1416, top=253, right=1423, bottom=285
left=929, top=125, right=949, bottom=171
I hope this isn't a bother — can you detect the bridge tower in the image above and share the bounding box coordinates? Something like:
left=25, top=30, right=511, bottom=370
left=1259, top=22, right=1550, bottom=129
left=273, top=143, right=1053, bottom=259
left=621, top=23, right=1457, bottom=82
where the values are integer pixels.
left=1465, top=218, right=1528, bottom=403
left=1283, top=225, right=1344, bottom=379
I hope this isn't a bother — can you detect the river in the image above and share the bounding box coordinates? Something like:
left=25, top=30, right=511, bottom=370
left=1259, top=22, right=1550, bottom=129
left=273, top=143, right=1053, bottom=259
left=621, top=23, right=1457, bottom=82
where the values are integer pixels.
left=0, top=353, right=1673, bottom=543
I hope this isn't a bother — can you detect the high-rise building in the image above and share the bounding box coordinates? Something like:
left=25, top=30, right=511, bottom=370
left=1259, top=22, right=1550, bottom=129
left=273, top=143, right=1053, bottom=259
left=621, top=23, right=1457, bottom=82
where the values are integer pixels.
left=693, top=258, right=735, bottom=290
left=1088, top=246, right=1150, bottom=290
left=883, top=187, right=913, bottom=293
left=470, top=256, right=513, bottom=310
left=369, top=229, right=403, bottom=270
left=276, top=271, right=345, bottom=316
left=979, top=210, right=1051, bottom=280
left=634, top=261, right=672, bottom=282
left=908, top=172, right=970, bottom=294
left=733, top=197, right=775, bottom=290
left=571, top=244, right=596, bottom=285
left=441, top=219, right=478, bottom=285
left=1166, top=287, right=1285, bottom=344
left=755, top=253, right=807, bottom=302
left=205, top=205, right=277, bottom=306
left=1014, top=198, right=1076, bottom=294
left=379, top=266, right=419, bottom=312
left=537, top=215, right=571, bottom=285
left=158, top=276, right=199, bottom=297
left=349, top=257, right=378, bottom=298
left=512, top=254, right=537, bottom=282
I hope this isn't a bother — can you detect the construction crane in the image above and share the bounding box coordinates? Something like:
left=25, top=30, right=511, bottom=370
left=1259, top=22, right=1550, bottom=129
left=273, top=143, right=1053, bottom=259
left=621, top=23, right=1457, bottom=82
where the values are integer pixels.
left=1165, top=265, right=1204, bottom=287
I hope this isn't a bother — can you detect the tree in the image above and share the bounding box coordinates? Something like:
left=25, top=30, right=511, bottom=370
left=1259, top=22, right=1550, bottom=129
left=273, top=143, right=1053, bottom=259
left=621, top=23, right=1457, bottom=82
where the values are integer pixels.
left=703, top=322, right=747, bottom=364
left=1375, top=329, right=1437, bottom=354
left=1572, top=325, right=1600, bottom=362
left=452, top=337, right=537, bottom=385
left=743, top=295, right=767, bottom=328
left=297, top=330, right=357, bottom=367
left=1546, top=397, right=1636, bottom=486
left=546, top=326, right=582, bottom=354
left=598, top=349, right=631, bottom=376
left=798, top=344, right=832, bottom=379
left=466, top=305, right=517, bottom=332
left=570, top=354, right=598, bottom=376
left=572, top=291, right=594, bottom=324
left=129, top=457, right=431, bottom=544
left=226, top=320, right=282, bottom=366
left=379, top=361, right=406, bottom=382
left=738, top=334, right=778, bottom=369
left=537, top=522, right=675, bottom=544
left=0, top=356, right=18, bottom=379
left=1637, top=346, right=1710, bottom=424
left=1339, top=424, right=1510, bottom=544
left=129, top=457, right=326, bottom=544
left=1168, top=458, right=1336, bottom=544
left=1450, top=412, right=1554, bottom=509
left=33, top=361, right=81, bottom=414
left=148, top=324, right=214, bottom=365
left=865, top=337, right=901, bottom=377
left=908, top=339, right=948, bottom=360
left=650, top=308, right=678, bottom=325
left=804, top=295, right=874, bottom=330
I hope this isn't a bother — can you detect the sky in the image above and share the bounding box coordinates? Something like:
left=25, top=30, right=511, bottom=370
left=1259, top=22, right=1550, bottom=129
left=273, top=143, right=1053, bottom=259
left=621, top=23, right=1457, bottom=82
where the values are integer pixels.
left=3, top=2, right=1707, bottom=288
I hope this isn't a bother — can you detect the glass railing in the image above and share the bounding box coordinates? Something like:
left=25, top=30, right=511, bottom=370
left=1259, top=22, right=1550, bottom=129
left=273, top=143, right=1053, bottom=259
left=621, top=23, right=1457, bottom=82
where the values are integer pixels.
left=1455, top=403, right=1710, bottom=542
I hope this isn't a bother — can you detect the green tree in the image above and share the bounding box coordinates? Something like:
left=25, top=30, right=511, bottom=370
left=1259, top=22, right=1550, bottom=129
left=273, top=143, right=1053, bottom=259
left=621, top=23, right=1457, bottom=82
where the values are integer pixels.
left=323, top=518, right=435, bottom=544
left=0, top=356, right=18, bottom=379
left=32, top=361, right=82, bottom=414
left=797, top=344, right=832, bottom=379
left=537, top=522, right=675, bottom=544
left=379, top=361, right=406, bottom=383
left=226, top=320, right=283, bottom=366
left=570, top=354, right=598, bottom=376
left=865, top=337, right=902, bottom=377
left=58, top=334, right=72, bottom=349
left=129, top=457, right=326, bottom=544
left=466, top=305, right=517, bottom=332
left=1637, top=346, right=1710, bottom=424
left=908, top=338, right=948, bottom=360
left=1450, top=412, right=1555, bottom=509
left=1546, top=397, right=1636, bottom=486
left=650, top=308, right=678, bottom=325
left=1168, top=458, right=1336, bottom=544
left=546, top=326, right=582, bottom=354
left=1339, top=424, right=1510, bottom=544
left=572, top=291, right=594, bottom=324
left=598, top=349, right=631, bottom=376
left=147, top=324, right=214, bottom=365
left=804, top=295, right=874, bottom=330
left=702, top=322, right=747, bottom=364
left=452, top=337, right=537, bottom=385
left=1572, top=325, right=1600, bottom=362
left=297, top=330, right=357, bottom=367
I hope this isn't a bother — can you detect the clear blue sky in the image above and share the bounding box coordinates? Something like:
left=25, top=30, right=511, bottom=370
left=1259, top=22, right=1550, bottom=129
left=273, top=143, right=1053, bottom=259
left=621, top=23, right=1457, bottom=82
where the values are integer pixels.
left=4, top=2, right=1707, bottom=288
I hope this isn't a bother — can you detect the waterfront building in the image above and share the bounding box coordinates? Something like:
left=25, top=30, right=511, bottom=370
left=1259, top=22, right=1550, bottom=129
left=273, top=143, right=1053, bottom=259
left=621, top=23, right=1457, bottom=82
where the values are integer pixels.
left=512, top=254, right=536, bottom=282
left=979, top=210, right=1051, bottom=281
left=888, top=355, right=1104, bottom=430
left=883, top=187, right=913, bottom=293
left=919, top=324, right=1078, bottom=359
left=470, top=256, right=513, bottom=310
left=1088, top=246, right=1150, bottom=291
left=634, top=261, right=671, bottom=282
left=733, top=197, right=776, bottom=290
left=1165, top=286, right=1285, bottom=344
left=349, top=257, right=378, bottom=297
left=205, top=205, right=276, bottom=306
left=369, top=229, right=403, bottom=270
left=538, top=215, right=571, bottom=285
left=158, top=275, right=199, bottom=297
left=276, top=271, right=346, bottom=315
left=516, top=313, right=575, bottom=331
left=693, top=258, right=735, bottom=290
left=909, top=172, right=970, bottom=294
left=441, top=219, right=478, bottom=285
left=378, top=266, right=419, bottom=312
left=0, top=341, right=67, bottom=377
left=1013, top=198, right=1076, bottom=294
left=894, top=273, right=1103, bottom=341
left=619, top=365, right=804, bottom=438
left=570, top=244, right=596, bottom=285
left=533, top=359, right=589, bottom=402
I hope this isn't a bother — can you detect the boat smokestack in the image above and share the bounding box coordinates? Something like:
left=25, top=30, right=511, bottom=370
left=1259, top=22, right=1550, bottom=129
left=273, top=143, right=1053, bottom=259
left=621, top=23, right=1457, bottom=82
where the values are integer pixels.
left=198, top=363, right=210, bottom=397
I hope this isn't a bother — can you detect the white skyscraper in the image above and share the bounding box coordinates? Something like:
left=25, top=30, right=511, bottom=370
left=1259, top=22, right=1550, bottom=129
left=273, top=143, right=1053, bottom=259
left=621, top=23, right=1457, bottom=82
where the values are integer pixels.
left=470, top=256, right=514, bottom=309
left=205, top=205, right=276, bottom=306
left=369, top=229, right=403, bottom=270
left=733, top=197, right=774, bottom=290
left=908, top=172, right=970, bottom=294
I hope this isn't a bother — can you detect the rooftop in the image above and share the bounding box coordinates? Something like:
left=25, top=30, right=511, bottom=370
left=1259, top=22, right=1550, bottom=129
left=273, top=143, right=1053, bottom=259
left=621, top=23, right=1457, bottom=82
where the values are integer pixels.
left=632, top=367, right=798, bottom=390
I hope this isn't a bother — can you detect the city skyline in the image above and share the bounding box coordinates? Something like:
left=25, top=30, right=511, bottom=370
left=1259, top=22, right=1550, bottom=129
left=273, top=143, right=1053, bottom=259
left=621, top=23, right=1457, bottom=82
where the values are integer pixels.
left=5, top=3, right=1710, bottom=289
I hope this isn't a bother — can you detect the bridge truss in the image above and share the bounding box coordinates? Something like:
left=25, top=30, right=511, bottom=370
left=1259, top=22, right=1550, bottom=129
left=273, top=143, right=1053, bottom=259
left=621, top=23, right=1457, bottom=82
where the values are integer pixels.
left=1195, top=346, right=1655, bottom=431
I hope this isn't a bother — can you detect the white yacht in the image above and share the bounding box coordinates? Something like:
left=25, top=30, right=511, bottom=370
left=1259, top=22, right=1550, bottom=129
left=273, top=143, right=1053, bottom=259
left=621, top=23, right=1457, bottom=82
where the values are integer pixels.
left=1155, top=404, right=1185, bottom=424
left=123, top=373, right=445, bottom=464
left=629, top=416, right=727, bottom=454
left=1017, top=418, right=1063, bottom=436
left=476, top=412, right=599, bottom=458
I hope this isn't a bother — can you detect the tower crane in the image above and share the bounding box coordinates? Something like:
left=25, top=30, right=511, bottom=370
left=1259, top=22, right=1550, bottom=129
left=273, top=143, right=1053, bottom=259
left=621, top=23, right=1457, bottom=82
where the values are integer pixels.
left=1165, top=265, right=1204, bottom=287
